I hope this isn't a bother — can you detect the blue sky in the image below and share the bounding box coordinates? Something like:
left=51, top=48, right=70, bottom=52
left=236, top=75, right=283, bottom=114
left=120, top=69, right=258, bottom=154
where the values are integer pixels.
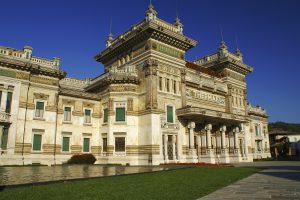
left=1, top=0, right=299, bottom=123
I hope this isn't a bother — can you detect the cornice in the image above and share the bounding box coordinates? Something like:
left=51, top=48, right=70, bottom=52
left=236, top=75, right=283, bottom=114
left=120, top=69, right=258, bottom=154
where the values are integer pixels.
left=0, top=56, right=66, bottom=79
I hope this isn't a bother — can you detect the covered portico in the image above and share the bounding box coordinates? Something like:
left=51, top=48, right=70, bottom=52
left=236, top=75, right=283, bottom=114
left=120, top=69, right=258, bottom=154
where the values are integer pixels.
left=177, top=106, right=248, bottom=164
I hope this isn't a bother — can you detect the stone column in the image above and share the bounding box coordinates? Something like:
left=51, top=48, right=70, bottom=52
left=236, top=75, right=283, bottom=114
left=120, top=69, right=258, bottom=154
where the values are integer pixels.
left=233, top=127, right=239, bottom=149
left=220, top=125, right=226, bottom=149
left=164, top=134, right=168, bottom=161
left=144, top=59, right=158, bottom=109
left=202, top=133, right=206, bottom=148
left=188, top=121, right=195, bottom=149
left=180, top=69, right=186, bottom=107
left=0, top=125, right=3, bottom=150
left=161, top=77, right=165, bottom=91
left=197, top=135, right=201, bottom=149
left=205, top=124, right=212, bottom=149
left=172, top=135, right=176, bottom=160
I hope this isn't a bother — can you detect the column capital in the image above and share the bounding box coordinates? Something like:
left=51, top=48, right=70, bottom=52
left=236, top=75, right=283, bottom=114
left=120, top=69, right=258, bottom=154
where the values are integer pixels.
left=205, top=124, right=212, bottom=131
left=220, top=125, right=226, bottom=132
left=188, top=121, right=195, bottom=129
left=232, top=126, right=239, bottom=133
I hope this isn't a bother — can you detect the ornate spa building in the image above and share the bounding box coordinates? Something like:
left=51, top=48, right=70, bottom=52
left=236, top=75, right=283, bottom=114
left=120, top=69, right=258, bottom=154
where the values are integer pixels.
left=0, top=4, right=270, bottom=166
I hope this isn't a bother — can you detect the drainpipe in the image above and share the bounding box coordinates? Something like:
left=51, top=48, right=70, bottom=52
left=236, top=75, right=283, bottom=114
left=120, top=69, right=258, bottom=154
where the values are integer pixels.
left=53, top=89, right=60, bottom=166
left=21, top=73, right=31, bottom=165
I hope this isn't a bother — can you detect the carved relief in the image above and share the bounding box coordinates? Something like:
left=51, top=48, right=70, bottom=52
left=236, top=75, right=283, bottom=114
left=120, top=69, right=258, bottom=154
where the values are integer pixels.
left=34, top=93, right=49, bottom=100
left=30, top=76, right=58, bottom=86
left=127, top=98, right=133, bottom=111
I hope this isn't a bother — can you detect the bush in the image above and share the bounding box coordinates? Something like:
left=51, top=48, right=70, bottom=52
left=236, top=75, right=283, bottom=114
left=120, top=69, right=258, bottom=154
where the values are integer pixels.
left=67, top=154, right=96, bottom=164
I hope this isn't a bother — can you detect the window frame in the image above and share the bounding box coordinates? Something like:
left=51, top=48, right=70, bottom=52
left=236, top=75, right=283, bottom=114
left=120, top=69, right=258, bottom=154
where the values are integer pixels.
left=115, top=107, right=126, bottom=122
left=115, top=136, right=126, bottom=152
left=102, top=137, right=107, bottom=153
left=166, top=105, right=175, bottom=123
left=34, top=100, right=45, bottom=118
left=63, top=105, right=72, bottom=122
left=0, top=127, right=9, bottom=150
left=103, top=108, right=108, bottom=123
left=5, top=91, right=13, bottom=113
left=61, top=135, right=71, bottom=152
left=83, top=137, right=91, bottom=153
left=83, top=108, right=92, bottom=124
left=32, top=132, right=43, bottom=152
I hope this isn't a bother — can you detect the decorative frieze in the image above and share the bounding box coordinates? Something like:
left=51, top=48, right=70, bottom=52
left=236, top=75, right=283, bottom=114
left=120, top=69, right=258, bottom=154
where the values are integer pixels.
left=152, top=42, right=184, bottom=59
left=0, top=68, right=16, bottom=78
left=30, top=76, right=58, bottom=86
left=109, top=85, right=137, bottom=92
left=226, top=70, right=245, bottom=82
left=127, top=98, right=133, bottom=111
left=34, top=93, right=49, bottom=100
left=157, top=63, right=180, bottom=76
left=186, top=88, right=225, bottom=105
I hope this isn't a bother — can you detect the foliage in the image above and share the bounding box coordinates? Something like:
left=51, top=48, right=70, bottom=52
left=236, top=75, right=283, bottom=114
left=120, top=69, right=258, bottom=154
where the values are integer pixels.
left=67, top=154, right=96, bottom=164
left=269, top=121, right=300, bottom=133
left=0, top=167, right=259, bottom=200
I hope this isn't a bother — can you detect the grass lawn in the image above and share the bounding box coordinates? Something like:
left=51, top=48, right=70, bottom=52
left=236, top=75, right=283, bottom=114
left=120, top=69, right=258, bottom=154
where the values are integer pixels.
left=0, top=166, right=259, bottom=200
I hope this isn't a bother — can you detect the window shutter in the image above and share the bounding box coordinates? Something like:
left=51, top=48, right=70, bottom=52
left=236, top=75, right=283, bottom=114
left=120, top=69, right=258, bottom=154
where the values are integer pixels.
left=5, top=92, right=12, bottom=113
left=62, top=137, right=70, bottom=152
left=33, top=134, right=42, bottom=151
left=103, top=108, right=108, bottom=123
left=0, top=91, right=2, bottom=106
left=85, top=109, right=91, bottom=116
left=83, top=138, right=90, bottom=152
left=36, top=102, right=44, bottom=110
left=167, top=106, right=173, bottom=123
left=116, top=108, right=125, bottom=121
left=1, top=127, right=8, bottom=150
left=65, top=107, right=71, bottom=112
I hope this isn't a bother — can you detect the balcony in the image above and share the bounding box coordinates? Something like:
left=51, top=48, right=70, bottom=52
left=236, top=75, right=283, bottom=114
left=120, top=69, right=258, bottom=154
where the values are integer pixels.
left=0, top=111, right=11, bottom=124
left=176, top=106, right=247, bottom=125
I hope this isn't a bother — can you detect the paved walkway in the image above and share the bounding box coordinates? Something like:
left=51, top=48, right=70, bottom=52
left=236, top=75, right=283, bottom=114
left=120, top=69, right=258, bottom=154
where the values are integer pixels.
left=199, top=161, right=300, bottom=200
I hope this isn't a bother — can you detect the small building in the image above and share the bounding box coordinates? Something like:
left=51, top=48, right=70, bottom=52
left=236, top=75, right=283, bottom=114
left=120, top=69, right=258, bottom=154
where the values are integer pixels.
left=269, top=129, right=300, bottom=157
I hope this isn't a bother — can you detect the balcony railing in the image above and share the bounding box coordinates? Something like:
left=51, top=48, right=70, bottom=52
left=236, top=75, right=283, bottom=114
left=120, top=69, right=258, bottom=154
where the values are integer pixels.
left=0, top=111, right=10, bottom=123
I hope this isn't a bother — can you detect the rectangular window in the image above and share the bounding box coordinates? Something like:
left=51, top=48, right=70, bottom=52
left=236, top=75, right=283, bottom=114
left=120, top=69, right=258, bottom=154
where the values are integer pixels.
left=255, top=125, right=259, bottom=136
left=62, top=137, right=70, bottom=152
left=103, top=138, right=107, bottom=152
left=64, top=106, right=71, bottom=121
left=116, top=107, right=125, bottom=122
left=103, top=108, right=108, bottom=123
left=35, top=101, right=44, bottom=118
left=173, top=80, right=176, bottom=94
left=0, top=127, right=9, bottom=150
left=5, top=92, right=12, bottom=113
left=83, top=138, right=90, bottom=152
left=166, top=79, right=170, bottom=92
left=115, top=137, right=125, bottom=152
left=32, top=134, right=42, bottom=151
left=256, top=140, right=261, bottom=151
left=84, top=109, right=91, bottom=123
left=167, top=105, right=174, bottom=123
left=159, top=77, right=162, bottom=90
